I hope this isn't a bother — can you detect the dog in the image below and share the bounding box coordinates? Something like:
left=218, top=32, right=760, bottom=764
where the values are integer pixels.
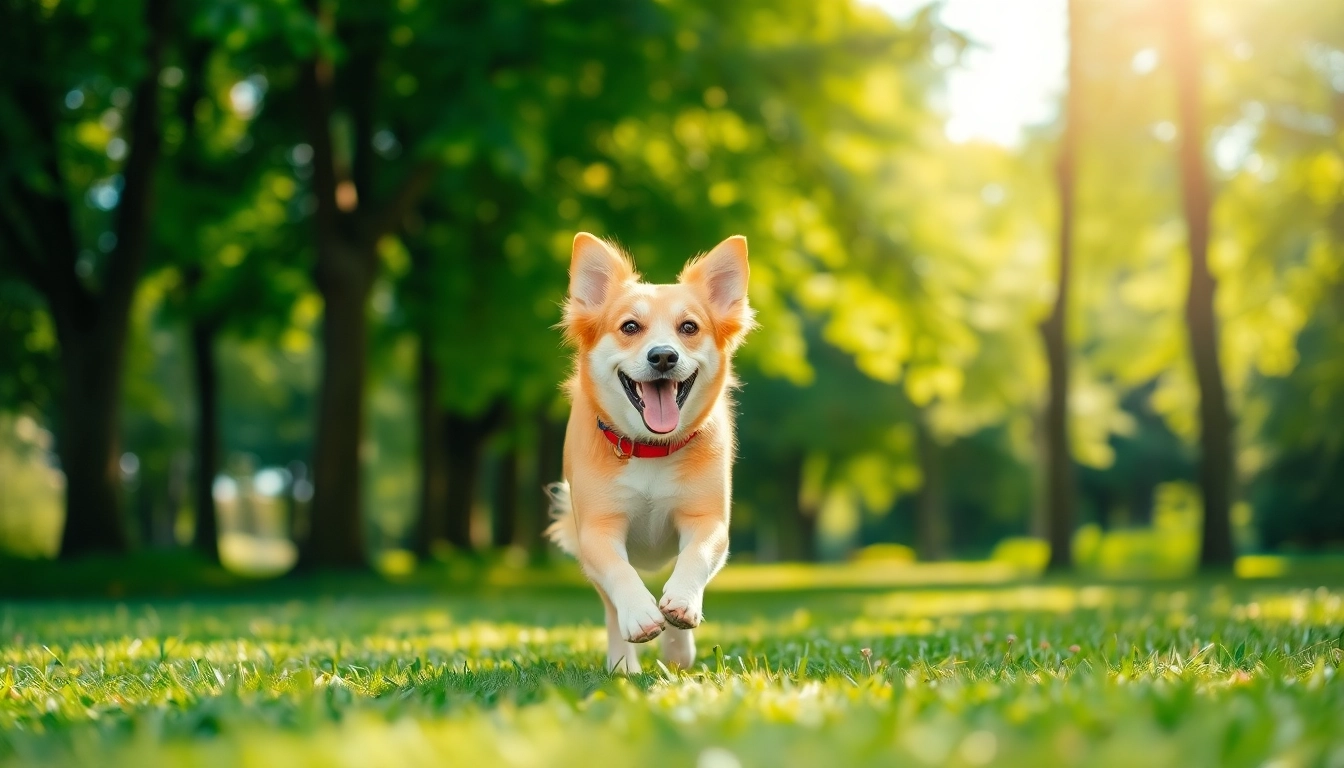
left=545, top=232, right=754, bottom=673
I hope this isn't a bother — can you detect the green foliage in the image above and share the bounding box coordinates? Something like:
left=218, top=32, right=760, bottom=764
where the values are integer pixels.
left=0, top=287, right=58, bottom=414
left=1, top=576, right=1343, bottom=766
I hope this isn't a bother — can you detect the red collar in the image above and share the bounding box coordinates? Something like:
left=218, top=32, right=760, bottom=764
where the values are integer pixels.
left=597, top=419, right=697, bottom=460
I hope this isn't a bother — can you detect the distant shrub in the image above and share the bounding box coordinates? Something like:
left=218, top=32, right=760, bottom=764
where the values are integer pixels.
left=0, top=412, right=63, bottom=558
left=850, top=543, right=917, bottom=564
left=989, top=484, right=1204, bottom=577
left=990, top=538, right=1049, bottom=573
left=1071, top=482, right=1200, bottom=577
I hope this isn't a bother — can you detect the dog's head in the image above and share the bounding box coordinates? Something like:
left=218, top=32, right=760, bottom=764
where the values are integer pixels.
left=562, top=233, right=755, bottom=441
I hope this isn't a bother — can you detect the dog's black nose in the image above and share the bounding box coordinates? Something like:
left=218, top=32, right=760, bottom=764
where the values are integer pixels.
left=647, top=345, right=679, bottom=372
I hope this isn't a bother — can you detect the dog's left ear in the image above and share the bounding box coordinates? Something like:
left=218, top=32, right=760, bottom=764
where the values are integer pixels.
left=680, top=235, right=755, bottom=347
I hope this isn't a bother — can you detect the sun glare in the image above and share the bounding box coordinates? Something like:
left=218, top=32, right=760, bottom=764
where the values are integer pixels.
left=872, top=0, right=1067, bottom=146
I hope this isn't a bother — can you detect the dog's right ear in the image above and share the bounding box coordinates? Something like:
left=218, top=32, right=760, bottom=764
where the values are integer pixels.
left=569, top=233, right=633, bottom=308
left=562, top=233, right=635, bottom=345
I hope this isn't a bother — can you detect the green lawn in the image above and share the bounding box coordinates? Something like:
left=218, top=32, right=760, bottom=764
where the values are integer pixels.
left=2, top=569, right=1342, bottom=767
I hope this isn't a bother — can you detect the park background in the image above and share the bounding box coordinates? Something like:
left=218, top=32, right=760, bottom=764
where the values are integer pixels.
left=3, top=1, right=1344, bottom=766
left=1, top=0, right=1343, bottom=583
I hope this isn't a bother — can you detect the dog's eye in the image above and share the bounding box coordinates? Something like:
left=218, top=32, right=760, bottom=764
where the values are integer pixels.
left=679, top=320, right=698, bottom=335
left=621, top=321, right=641, bottom=335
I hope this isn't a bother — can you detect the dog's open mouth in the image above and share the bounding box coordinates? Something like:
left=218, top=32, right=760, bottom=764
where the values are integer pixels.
left=618, top=370, right=697, bottom=435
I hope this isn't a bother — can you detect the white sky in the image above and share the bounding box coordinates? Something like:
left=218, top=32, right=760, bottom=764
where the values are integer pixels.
left=871, top=0, right=1068, bottom=146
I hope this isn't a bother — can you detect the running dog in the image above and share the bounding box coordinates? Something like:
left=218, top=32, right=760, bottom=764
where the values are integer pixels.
left=546, top=232, right=754, bottom=672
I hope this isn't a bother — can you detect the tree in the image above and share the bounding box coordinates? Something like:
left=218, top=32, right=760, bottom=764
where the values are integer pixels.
left=1166, top=0, right=1234, bottom=569
left=490, top=436, right=521, bottom=549
left=913, top=415, right=948, bottom=561
left=1040, top=0, right=1081, bottom=570
left=0, top=0, right=169, bottom=557
left=413, top=330, right=449, bottom=557
left=172, top=37, right=223, bottom=564
left=186, top=275, right=220, bottom=562
left=295, top=0, right=438, bottom=569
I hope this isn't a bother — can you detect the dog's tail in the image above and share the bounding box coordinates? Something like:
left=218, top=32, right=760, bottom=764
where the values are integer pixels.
left=542, top=480, right=578, bottom=557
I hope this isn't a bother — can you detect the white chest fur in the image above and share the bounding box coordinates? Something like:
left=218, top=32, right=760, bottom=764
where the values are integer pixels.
left=613, top=454, right=685, bottom=571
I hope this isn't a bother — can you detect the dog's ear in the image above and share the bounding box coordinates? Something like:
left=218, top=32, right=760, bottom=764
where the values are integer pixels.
left=680, top=235, right=755, bottom=348
left=569, top=233, right=633, bottom=308
left=562, top=233, right=635, bottom=346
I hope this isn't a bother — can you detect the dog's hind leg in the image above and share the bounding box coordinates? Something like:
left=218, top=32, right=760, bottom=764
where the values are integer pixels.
left=661, top=626, right=695, bottom=671
left=600, top=587, right=641, bottom=674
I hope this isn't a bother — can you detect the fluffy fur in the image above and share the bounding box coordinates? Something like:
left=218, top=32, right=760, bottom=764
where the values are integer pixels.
left=546, top=233, right=754, bottom=673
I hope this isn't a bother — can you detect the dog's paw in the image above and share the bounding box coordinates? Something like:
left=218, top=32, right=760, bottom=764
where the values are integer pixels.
left=658, top=591, right=703, bottom=630
left=618, top=597, right=666, bottom=643
left=661, top=627, right=696, bottom=670
left=607, top=652, right=642, bottom=675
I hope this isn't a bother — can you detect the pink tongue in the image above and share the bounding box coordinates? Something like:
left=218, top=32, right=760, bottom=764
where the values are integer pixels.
left=642, top=380, right=680, bottom=434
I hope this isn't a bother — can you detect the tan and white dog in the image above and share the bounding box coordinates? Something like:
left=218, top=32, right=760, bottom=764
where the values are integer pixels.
left=546, top=232, right=754, bottom=673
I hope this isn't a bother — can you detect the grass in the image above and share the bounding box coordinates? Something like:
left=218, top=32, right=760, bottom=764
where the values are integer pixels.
left=1, top=567, right=1343, bottom=767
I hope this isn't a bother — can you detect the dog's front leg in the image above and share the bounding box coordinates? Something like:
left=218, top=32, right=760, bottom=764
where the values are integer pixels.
left=578, top=511, right=666, bottom=644
left=659, top=513, right=729, bottom=631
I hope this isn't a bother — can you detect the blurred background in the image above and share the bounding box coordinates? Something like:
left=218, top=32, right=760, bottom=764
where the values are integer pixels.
left=1, top=0, right=1342, bottom=586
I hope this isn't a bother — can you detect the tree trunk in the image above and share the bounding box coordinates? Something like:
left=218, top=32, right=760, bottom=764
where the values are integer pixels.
left=1040, top=0, right=1080, bottom=571
left=288, top=460, right=312, bottom=543
left=177, top=31, right=219, bottom=563
left=795, top=509, right=818, bottom=563
left=513, top=434, right=543, bottom=556
left=444, top=416, right=480, bottom=551
left=442, top=408, right=495, bottom=550
left=777, top=453, right=816, bottom=562
left=914, top=418, right=949, bottom=561
left=415, top=342, right=450, bottom=558
left=1029, top=411, right=1049, bottom=540
left=58, top=336, right=130, bottom=556
left=531, top=412, right=564, bottom=561
left=302, top=250, right=376, bottom=569
left=431, top=403, right=506, bottom=551
left=134, top=463, right=155, bottom=547
left=492, top=446, right=520, bottom=548
left=1168, top=0, right=1235, bottom=569
left=754, top=501, right=780, bottom=564
left=1093, top=485, right=1114, bottom=530
left=189, top=316, right=220, bottom=562
left=167, top=451, right=189, bottom=545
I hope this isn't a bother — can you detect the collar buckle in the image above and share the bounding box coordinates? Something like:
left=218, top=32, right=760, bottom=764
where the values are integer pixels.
left=611, top=434, right=634, bottom=461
